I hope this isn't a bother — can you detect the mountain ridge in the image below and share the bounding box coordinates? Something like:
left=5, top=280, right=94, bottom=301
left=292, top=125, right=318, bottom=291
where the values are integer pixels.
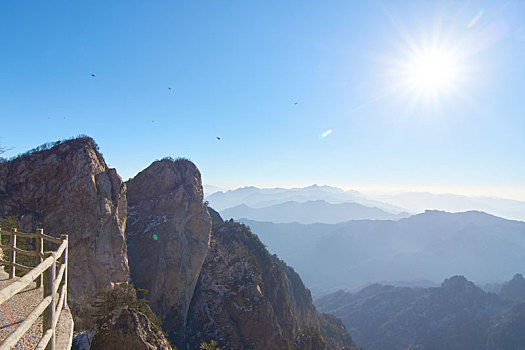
left=221, top=199, right=409, bottom=224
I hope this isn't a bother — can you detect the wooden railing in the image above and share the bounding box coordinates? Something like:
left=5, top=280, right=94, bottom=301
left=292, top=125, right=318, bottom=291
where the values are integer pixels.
left=0, top=228, right=69, bottom=350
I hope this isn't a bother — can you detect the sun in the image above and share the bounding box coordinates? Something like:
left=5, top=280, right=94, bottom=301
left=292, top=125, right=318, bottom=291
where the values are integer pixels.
left=405, top=49, right=459, bottom=93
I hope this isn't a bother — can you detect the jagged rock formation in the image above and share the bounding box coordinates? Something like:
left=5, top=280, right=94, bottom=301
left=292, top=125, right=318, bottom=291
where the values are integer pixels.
left=500, top=273, right=525, bottom=302
left=0, top=137, right=129, bottom=328
left=184, top=211, right=358, bottom=350
left=72, top=307, right=172, bottom=350
left=317, top=275, right=524, bottom=350
left=126, top=158, right=211, bottom=339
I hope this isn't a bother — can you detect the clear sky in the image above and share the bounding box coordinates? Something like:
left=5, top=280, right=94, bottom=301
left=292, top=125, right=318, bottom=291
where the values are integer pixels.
left=1, top=1, right=524, bottom=199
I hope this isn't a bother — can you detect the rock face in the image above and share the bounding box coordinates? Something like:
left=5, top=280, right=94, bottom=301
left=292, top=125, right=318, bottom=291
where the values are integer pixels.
left=73, top=307, right=172, bottom=350
left=184, top=212, right=358, bottom=350
left=0, top=137, right=129, bottom=328
left=126, top=158, right=211, bottom=339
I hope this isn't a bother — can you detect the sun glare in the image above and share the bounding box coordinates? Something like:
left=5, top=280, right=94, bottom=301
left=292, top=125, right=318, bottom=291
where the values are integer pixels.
left=377, top=17, right=476, bottom=111
left=405, top=50, right=459, bottom=92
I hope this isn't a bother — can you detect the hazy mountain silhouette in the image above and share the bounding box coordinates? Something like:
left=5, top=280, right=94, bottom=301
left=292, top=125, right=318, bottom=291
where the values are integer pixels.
left=206, top=185, right=525, bottom=221
left=221, top=200, right=409, bottom=224
left=370, top=191, right=525, bottom=221
left=205, top=184, right=406, bottom=213
left=203, top=184, right=225, bottom=196
left=242, top=210, right=525, bottom=290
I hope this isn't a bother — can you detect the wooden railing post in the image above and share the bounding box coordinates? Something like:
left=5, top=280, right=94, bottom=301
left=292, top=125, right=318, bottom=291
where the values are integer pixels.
left=9, top=229, right=17, bottom=279
left=43, top=252, right=56, bottom=350
left=36, top=229, right=44, bottom=287
left=60, top=234, right=68, bottom=305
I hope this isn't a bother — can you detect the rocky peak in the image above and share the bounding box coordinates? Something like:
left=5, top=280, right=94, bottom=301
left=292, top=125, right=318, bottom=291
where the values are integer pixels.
left=500, top=273, right=525, bottom=301
left=126, top=157, right=211, bottom=340
left=440, top=275, right=478, bottom=293
left=0, top=136, right=129, bottom=328
left=127, top=157, right=203, bottom=203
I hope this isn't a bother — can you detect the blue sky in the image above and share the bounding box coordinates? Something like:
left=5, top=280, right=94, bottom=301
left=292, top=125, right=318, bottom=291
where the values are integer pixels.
left=1, top=1, right=524, bottom=199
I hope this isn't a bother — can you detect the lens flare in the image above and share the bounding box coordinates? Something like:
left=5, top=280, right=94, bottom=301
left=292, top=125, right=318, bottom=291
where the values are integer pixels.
left=467, top=11, right=483, bottom=29
left=152, top=234, right=159, bottom=241
left=321, top=129, right=333, bottom=138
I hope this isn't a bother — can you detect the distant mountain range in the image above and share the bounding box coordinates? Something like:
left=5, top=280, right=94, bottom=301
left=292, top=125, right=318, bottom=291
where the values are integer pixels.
left=205, top=184, right=525, bottom=221
left=316, top=274, right=525, bottom=350
left=221, top=200, right=409, bottom=224
left=203, top=184, right=225, bottom=196
left=370, top=191, right=525, bottom=222
left=242, top=210, right=525, bottom=290
left=205, top=184, right=406, bottom=214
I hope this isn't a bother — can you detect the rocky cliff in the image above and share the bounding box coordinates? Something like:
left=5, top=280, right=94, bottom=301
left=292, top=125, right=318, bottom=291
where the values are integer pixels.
left=124, top=157, right=356, bottom=349
left=0, top=137, right=129, bottom=328
left=126, top=157, right=212, bottom=340
left=184, top=211, right=357, bottom=350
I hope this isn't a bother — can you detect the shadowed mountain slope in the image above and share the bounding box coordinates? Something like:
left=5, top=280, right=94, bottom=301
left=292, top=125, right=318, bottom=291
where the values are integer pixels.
left=242, top=210, right=525, bottom=290
left=184, top=211, right=358, bottom=350
left=317, top=275, right=524, bottom=350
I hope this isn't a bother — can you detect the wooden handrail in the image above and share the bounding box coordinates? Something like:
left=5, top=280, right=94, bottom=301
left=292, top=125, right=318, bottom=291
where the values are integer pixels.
left=0, top=259, right=33, bottom=272
left=0, top=231, right=38, bottom=238
left=55, top=240, right=67, bottom=260
left=36, top=329, right=54, bottom=350
left=0, top=230, right=62, bottom=244
left=54, top=263, right=66, bottom=294
left=0, top=228, right=70, bottom=350
left=0, top=256, right=54, bottom=304
left=1, top=246, right=41, bottom=257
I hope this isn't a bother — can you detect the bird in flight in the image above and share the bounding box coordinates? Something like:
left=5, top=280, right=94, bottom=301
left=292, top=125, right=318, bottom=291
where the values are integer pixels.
left=90, top=74, right=95, bottom=78
left=294, top=102, right=298, bottom=105
left=168, top=87, right=171, bottom=90
left=216, top=137, right=221, bottom=140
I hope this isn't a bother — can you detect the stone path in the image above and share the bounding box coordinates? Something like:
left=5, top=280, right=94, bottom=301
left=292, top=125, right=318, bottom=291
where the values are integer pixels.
left=0, top=269, right=73, bottom=349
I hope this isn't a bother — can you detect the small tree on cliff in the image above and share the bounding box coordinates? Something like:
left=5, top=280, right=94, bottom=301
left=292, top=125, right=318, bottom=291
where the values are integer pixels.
left=0, top=142, right=12, bottom=155
left=200, top=340, right=221, bottom=350
left=0, top=142, right=13, bottom=162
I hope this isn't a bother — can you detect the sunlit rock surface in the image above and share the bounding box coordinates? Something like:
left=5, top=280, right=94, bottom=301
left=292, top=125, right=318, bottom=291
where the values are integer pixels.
left=0, top=137, right=129, bottom=328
